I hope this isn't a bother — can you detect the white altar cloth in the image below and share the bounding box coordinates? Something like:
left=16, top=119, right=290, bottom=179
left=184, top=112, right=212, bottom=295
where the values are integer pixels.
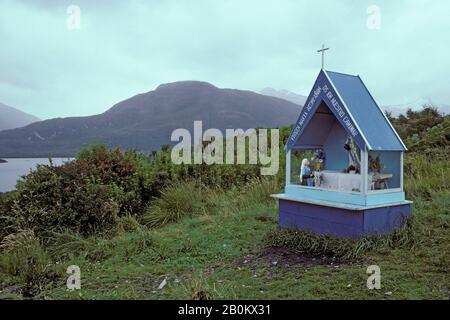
left=315, top=170, right=361, bottom=192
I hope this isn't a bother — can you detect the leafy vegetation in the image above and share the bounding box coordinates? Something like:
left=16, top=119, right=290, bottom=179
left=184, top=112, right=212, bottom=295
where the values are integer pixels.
left=387, top=105, right=447, bottom=147
left=1, top=146, right=152, bottom=238
left=0, top=106, right=449, bottom=299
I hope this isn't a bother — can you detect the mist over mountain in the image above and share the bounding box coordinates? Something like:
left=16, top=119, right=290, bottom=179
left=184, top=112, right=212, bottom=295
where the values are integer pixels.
left=0, top=81, right=301, bottom=157
left=380, top=96, right=450, bottom=117
left=0, top=103, right=40, bottom=131
left=259, top=88, right=450, bottom=117
left=259, top=88, right=307, bottom=106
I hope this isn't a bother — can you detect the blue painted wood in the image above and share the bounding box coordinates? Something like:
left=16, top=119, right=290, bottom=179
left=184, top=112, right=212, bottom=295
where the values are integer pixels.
left=322, top=121, right=349, bottom=171
left=285, top=185, right=367, bottom=205
left=286, top=70, right=366, bottom=151
left=280, top=200, right=362, bottom=224
left=327, top=71, right=406, bottom=151
left=284, top=185, right=406, bottom=206
left=295, top=112, right=336, bottom=148
left=278, top=199, right=412, bottom=239
left=363, top=203, right=412, bottom=235
left=279, top=200, right=364, bottom=238
left=365, top=191, right=405, bottom=206
left=287, top=70, right=406, bottom=151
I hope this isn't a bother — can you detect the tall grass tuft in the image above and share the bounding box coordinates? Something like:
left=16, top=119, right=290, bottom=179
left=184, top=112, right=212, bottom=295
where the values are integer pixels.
left=141, top=178, right=282, bottom=228
left=404, top=152, right=449, bottom=199
left=238, top=177, right=282, bottom=210
left=46, top=227, right=154, bottom=264
left=115, top=214, right=144, bottom=234
left=0, top=230, right=62, bottom=297
left=46, top=230, right=97, bottom=260
left=141, top=181, right=208, bottom=228
left=182, top=271, right=237, bottom=300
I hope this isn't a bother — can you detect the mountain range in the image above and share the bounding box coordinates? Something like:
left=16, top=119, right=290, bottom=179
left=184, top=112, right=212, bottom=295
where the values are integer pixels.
left=0, top=103, right=40, bottom=131
left=0, top=81, right=302, bottom=157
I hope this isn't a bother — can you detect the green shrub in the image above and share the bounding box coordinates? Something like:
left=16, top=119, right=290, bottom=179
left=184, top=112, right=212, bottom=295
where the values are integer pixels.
left=11, top=176, right=121, bottom=237
left=391, top=106, right=446, bottom=141
left=0, top=192, right=17, bottom=241
left=3, top=146, right=156, bottom=238
left=3, top=143, right=271, bottom=238
left=403, top=114, right=449, bottom=151
left=115, top=214, right=143, bottom=234
left=74, top=144, right=154, bottom=213
left=146, top=133, right=272, bottom=192
left=141, top=178, right=282, bottom=228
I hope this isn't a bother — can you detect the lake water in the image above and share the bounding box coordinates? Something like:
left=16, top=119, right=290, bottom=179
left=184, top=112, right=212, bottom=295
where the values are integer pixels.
left=0, top=158, right=73, bottom=193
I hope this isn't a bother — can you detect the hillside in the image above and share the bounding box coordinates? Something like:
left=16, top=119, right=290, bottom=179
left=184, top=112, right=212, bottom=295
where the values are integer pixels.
left=0, top=81, right=301, bottom=157
left=0, top=103, right=40, bottom=131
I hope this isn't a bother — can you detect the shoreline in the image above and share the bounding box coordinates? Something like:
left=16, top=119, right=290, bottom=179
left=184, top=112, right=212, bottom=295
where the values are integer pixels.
left=0, top=156, right=74, bottom=159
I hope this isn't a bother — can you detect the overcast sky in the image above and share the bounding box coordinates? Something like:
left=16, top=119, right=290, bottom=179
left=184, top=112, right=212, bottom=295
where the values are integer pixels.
left=1, top=0, right=449, bottom=119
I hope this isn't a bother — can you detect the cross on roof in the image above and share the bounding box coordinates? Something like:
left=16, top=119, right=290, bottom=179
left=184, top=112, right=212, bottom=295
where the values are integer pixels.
left=317, top=44, right=330, bottom=69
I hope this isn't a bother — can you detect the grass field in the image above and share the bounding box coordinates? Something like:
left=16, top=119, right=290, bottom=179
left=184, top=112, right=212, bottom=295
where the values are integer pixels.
left=1, top=179, right=448, bottom=300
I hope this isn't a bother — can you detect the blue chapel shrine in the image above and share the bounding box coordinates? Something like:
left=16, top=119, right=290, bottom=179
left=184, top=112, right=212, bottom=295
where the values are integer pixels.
left=272, top=69, right=412, bottom=238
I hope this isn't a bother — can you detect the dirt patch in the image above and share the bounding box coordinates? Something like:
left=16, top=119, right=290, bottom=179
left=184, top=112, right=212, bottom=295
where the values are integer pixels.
left=236, top=246, right=358, bottom=270
left=0, top=284, right=21, bottom=296
left=254, top=216, right=276, bottom=223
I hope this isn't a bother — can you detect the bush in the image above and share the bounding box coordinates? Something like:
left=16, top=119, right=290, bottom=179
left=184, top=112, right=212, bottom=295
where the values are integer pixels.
left=392, top=106, right=446, bottom=141
left=11, top=173, right=121, bottom=237
left=0, top=192, right=17, bottom=241
left=404, top=117, right=450, bottom=152
left=3, top=146, right=155, bottom=238
left=75, top=144, right=154, bottom=213
left=115, top=214, right=143, bottom=234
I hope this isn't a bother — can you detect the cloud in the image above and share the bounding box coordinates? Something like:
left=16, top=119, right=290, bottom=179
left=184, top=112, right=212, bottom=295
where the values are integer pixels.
left=0, top=0, right=449, bottom=119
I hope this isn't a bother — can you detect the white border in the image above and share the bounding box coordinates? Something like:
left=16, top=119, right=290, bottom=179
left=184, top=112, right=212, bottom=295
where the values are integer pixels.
left=286, top=149, right=291, bottom=187
left=361, top=147, right=368, bottom=195
left=400, top=152, right=404, bottom=191
left=289, top=178, right=403, bottom=195
left=368, top=188, right=403, bottom=194
left=288, top=182, right=362, bottom=195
